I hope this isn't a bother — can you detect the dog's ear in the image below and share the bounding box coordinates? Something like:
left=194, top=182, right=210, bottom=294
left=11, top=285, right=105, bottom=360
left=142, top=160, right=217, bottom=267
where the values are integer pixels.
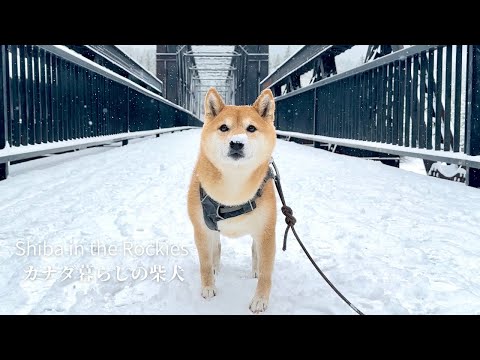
left=253, top=89, right=275, bottom=121
left=204, top=87, right=225, bottom=120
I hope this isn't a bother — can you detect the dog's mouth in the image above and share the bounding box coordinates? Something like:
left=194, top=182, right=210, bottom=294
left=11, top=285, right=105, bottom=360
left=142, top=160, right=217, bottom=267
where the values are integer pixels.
left=228, top=150, right=245, bottom=160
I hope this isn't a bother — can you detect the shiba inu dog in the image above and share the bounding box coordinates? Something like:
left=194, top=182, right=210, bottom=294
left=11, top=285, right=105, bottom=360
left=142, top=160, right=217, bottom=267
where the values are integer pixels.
left=187, top=87, right=277, bottom=313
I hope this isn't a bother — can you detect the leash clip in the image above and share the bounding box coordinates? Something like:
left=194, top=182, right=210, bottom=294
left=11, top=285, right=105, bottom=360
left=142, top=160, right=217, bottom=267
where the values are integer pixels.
left=269, top=157, right=280, bottom=182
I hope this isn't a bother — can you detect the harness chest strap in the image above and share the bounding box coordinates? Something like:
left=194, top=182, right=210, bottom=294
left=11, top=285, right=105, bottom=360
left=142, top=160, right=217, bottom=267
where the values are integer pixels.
left=199, top=166, right=275, bottom=231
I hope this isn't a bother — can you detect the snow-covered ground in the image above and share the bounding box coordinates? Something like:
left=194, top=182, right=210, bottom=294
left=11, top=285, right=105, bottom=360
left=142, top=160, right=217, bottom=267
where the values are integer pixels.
left=400, top=156, right=426, bottom=176
left=1, top=129, right=480, bottom=314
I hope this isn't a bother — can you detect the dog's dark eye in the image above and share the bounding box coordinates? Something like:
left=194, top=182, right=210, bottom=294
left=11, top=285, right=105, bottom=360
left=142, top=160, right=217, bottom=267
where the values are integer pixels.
left=247, top=125, right=257, bottom=133
left=219, top=124, right=229, bottom=132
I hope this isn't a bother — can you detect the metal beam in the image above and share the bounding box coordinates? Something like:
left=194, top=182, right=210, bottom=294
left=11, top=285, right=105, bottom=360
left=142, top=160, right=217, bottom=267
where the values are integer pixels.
left=67, top=45, right=163, bottom=95
left=260, top=45, right=354, bottom=90
left=245, top=45, right=269, bottom=105
left=157, top=45, right=179, bottom=104
left=86, top=45, right=163, bottom=94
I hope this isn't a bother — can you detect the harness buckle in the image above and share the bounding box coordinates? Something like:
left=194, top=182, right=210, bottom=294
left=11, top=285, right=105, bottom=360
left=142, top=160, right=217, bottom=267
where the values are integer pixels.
left=216, top=204, right=225, bottom=220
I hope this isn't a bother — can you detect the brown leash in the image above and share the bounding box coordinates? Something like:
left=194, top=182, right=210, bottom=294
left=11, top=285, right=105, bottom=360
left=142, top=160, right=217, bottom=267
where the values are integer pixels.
left=270, top=159, right=365, bottom=315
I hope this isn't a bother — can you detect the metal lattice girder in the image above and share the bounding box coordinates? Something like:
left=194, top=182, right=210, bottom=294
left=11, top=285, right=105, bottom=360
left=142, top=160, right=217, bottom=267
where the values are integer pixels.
left=66, top=45, right=164, bottom=96
left=229, top=45, right=269, bottom=106
left=260, top=45, right=354, bottom=94
left=365, top=45, right=404, bottom=63
left=156, top=45, right=269, bottom=114
left=311, top=51, right=338, bottom=83
left=156, top=45, right=181, bottom=104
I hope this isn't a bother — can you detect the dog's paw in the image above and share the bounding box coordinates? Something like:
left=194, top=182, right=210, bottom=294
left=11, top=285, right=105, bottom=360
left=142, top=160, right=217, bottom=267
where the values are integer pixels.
left=249, top=295, right=269, bottom=313
left=201, top=286, right=217, bottom=299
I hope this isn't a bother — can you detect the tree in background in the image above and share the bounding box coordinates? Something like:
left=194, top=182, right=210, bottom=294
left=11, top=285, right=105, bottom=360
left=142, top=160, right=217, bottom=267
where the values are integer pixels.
left=269, top=45, right=303, bottom=71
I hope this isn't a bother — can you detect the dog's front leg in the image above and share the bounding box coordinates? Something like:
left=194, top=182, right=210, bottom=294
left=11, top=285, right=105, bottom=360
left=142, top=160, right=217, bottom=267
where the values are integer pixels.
left=194, top=227, right=219, bottom=299
left=249, top=226, right=276, bottom=313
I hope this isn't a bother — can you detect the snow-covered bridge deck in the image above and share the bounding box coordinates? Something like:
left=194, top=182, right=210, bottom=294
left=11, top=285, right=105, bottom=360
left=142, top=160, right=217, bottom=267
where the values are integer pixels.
left=1, top=129, right=479, bottom=314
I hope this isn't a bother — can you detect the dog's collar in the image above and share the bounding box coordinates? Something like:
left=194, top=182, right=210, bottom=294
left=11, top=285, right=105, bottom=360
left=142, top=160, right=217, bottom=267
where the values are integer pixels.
left=199, top=165, right=275, bottom=232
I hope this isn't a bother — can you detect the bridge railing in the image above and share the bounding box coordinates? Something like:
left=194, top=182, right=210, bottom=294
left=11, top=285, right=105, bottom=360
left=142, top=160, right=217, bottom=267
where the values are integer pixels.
left=266, top=45, right=480, bottom=187
left=0, top=45, right=203, bottom=180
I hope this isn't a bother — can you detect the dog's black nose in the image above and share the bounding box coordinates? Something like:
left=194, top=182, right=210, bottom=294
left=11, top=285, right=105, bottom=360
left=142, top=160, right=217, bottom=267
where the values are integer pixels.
left=230, top=141, right=244, bottom=151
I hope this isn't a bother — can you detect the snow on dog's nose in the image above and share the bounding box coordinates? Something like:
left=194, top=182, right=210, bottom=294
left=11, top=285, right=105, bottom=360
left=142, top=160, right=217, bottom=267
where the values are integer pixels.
left=230, top=134, right=248, bottom=145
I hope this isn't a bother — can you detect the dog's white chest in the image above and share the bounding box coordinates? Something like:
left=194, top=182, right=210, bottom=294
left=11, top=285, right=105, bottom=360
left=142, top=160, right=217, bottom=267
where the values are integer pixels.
left=217, top=203, right=268, bottom=238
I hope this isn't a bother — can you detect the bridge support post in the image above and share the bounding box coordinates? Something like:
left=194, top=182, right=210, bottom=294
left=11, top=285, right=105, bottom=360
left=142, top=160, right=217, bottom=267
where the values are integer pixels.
left=0, top=163, right=7, bottom=181
left=245, top=46, right=269, bottom=105
left=156, top=45, right=179, bottom=104
left=1, top=45, right=9, bottom=181
left=466, top=45, right=480, bottom=188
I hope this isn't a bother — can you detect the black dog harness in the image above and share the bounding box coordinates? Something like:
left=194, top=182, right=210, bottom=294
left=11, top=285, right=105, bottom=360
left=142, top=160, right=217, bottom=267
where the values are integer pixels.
left=199, top=166, right=275, bottom=231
